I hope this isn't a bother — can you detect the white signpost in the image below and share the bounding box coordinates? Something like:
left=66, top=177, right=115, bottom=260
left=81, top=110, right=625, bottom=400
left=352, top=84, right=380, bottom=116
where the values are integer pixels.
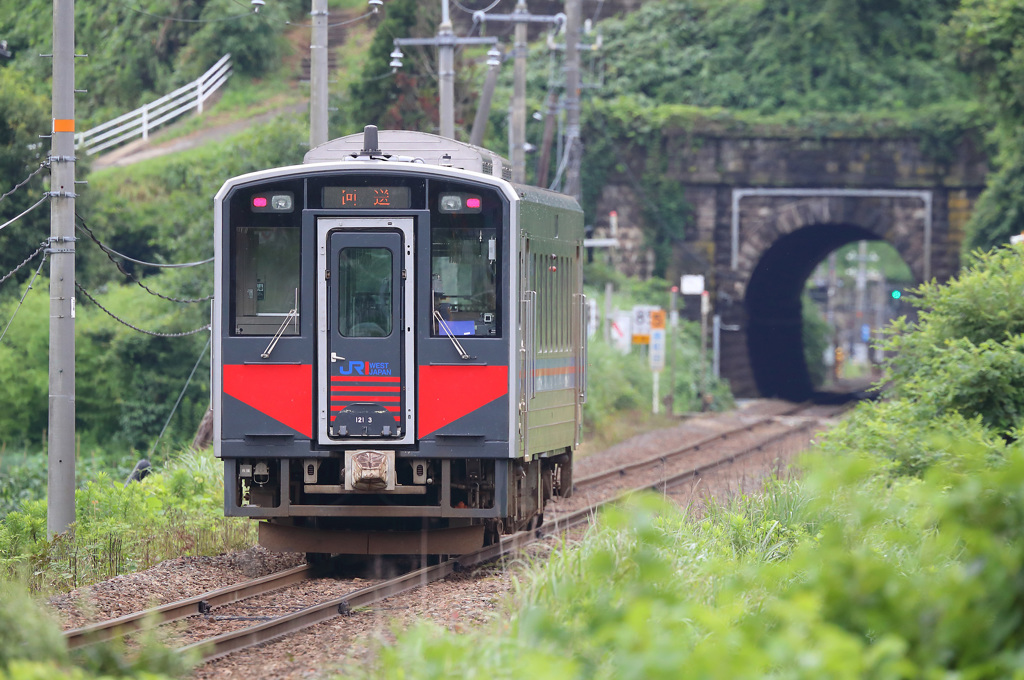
left=649, top=309, right=666, bottom=414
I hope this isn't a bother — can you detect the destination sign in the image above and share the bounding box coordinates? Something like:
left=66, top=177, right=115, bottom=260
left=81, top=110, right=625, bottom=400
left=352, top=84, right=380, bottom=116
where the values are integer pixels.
left=323, top=186, right=412, bottom=209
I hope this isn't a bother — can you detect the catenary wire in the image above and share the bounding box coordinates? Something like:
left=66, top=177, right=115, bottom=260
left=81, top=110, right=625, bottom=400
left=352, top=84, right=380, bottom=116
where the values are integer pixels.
left=0, top=253, right=47, bottom=347
left=0, top=244, right=47, bottom=289
left=148, top=335, right=211, bottom=458
left=75, top=283, right=212, bottom=337
left=75, top=214, right=213, bottom=268
left=0, top=162, right=48, bottom=205
left=0, top=195, right=50, bottom=234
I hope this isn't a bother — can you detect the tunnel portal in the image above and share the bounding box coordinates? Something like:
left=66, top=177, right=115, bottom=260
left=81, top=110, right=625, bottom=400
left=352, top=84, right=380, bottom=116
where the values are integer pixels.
left=744, top=224, right=881, bottom=400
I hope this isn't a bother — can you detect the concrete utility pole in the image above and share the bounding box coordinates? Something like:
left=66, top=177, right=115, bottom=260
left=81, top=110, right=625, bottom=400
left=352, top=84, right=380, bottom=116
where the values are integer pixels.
left=48, top=0, right=77, bottom=538
left=438, top=0, right=455, bottom=140
left=309, top=0, right=329, bottom=148
left=469, top=46, right=503, bottom=147
left=472, top=3, right=565, bottom=183
left=391, top=0, right=497, bottom=140
left=564, top=0, right=582, bottom=202
left=535, top=88, right=559, bottom=187
left=511, top=0, right=528, bottom=183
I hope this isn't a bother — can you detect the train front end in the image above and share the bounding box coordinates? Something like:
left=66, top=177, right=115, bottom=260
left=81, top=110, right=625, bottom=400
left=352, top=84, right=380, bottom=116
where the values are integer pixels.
left=212, top=129, right=584, bottom=556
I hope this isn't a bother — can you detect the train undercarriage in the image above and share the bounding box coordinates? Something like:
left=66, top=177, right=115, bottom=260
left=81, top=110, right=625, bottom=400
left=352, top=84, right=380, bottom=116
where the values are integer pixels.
left=227, top=450, right=573, bottom=556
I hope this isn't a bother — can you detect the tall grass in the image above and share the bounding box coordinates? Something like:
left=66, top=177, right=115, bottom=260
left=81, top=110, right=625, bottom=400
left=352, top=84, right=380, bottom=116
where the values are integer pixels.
left=0, top=449, right=255, bottom=595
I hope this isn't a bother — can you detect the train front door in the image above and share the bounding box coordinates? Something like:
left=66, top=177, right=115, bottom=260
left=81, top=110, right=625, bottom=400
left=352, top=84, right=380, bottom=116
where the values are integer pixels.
left=317, top=218, right=414, bottom=445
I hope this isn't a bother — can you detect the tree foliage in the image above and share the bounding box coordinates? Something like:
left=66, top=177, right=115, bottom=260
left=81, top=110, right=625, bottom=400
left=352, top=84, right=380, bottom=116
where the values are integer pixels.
left=0, top=68, right=50, bottom=291
left=338, top=0, right=485, bottom=137
left=0, top=116, right=306, bottom=454
left=598, top=0, right=966, bottom=114
left=0, top=0, right=304, bottom=123
left=946, top=0, right=1024, bottom=250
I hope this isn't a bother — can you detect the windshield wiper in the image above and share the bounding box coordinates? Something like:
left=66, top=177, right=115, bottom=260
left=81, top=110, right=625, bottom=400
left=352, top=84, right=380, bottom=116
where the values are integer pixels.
left=262, top=289, right=298, bottom=359
left=433, top=310, right=473, bottom=360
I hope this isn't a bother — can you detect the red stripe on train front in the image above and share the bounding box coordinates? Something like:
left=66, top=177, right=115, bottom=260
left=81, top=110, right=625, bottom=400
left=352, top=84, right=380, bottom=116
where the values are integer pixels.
left=418, top=365, right=508, bottom=438
left=223, top=364, right=313, bottom=438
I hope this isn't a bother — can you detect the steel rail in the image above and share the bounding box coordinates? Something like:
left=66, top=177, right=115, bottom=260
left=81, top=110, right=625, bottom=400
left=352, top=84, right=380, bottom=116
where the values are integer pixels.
left=64, top=563, right=312, bottom=648
left=183, top=506, right=602, bottom=663
left=575, top=401, right=817, bottom=489
left=65, top=401, right=846, bottom=661
left=183, top=407, right=843, bottom=663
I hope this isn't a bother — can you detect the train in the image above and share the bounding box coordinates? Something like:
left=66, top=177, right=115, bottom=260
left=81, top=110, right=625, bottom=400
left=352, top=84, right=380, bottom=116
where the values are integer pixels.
left=212, top=126, right=586, bottom=557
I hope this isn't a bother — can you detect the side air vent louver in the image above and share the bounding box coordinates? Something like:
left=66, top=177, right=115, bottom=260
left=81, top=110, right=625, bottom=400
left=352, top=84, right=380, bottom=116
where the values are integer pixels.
left=481, top=160, right=493, bottom=176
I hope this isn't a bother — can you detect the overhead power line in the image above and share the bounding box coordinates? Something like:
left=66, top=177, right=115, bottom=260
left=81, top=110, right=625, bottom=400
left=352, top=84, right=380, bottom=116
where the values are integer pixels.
left=116, top=0, right=254, bottom=23
left=0, top=195, right=49, bottom=234
left=285, top=9, right=377, bottom=29
left=0, top=161, right=48, bottom=204
left=0, top=252, right=47, bottom=348
left=0, top=244, right=47, bottom=289
left=75, top=214, right=213, bottom=268
left=451, top=0, right=502, bottom=14
left=75, top=283, right=212, bottom=337
left=75, top=215, right=213, bottom=303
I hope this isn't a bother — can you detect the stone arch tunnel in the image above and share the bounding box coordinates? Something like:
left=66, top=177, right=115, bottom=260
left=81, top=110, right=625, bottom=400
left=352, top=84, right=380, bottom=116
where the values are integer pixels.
left=590, top=129, right=989, bottom=399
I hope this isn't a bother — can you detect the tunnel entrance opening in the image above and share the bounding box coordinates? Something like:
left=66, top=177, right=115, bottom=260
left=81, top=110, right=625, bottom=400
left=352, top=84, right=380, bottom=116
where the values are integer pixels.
left=744, top=224, right=913, bottom=402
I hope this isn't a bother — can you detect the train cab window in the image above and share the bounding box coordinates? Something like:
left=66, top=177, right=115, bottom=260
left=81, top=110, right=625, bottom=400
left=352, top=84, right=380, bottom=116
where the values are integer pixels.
left=338, top=248, right=392, bottom=338
left=233, top=227, right=301, bottom=335
left=429, top=182, right=503, bottom=338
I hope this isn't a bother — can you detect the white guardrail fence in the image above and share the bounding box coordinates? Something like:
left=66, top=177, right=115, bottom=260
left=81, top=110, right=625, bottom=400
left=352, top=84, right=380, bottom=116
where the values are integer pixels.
left=75, top=54, right=232, bottom=156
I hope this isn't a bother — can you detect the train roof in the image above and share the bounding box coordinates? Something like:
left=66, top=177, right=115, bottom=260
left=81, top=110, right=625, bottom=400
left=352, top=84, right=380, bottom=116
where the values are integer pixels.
left=304, top=128, right=513, bottom=182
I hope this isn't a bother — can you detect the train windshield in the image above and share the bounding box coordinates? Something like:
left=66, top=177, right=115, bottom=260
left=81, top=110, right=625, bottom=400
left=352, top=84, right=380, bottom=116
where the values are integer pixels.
left=429, top=182, right=502, bottom=338
left=232, top=226, right=301, bottom=336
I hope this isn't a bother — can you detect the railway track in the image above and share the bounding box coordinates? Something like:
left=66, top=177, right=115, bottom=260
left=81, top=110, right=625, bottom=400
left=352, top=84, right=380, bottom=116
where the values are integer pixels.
left=63, top=401, right=849, bottom=664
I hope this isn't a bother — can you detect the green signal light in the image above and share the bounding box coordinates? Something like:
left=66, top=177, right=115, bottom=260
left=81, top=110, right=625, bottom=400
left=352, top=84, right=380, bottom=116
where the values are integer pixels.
left=891, top=290, right=902, bottom=300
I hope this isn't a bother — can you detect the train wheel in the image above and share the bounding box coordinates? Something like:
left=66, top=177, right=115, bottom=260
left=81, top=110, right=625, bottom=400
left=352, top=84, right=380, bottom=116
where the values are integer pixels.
left=557, top=461, right=573, bottom=499
left=306, top=552, right=331, bottom=567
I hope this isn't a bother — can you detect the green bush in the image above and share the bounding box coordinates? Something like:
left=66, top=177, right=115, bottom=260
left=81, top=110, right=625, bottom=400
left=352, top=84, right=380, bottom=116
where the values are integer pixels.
left=0, top=582, right=69, bottom=670
left=881, top=245, right=1024, bottom=437
left=0, top=450, right=254, bottom=592
left=0, top=581, right=187, bottom=679
left=0, top=0, right=306, bottom=123
left=597, top=0, right=965, bottom=115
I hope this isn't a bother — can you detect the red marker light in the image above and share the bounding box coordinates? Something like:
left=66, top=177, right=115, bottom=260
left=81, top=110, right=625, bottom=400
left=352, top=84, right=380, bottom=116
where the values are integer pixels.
left=466, top=197, right=481, bottom=209
left=253, top=196, right=268, bottom=208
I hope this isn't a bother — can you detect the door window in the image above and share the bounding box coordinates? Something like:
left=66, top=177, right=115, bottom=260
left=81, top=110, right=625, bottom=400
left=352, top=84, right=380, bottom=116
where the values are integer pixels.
left=338, top=247, right=393, bottom=338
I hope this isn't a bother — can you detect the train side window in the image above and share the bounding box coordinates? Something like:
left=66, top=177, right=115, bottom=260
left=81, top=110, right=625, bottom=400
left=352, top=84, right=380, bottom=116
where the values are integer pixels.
left=232, top=226, right=301, bottom=336
left=338, top=247, right=393, bottom=338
